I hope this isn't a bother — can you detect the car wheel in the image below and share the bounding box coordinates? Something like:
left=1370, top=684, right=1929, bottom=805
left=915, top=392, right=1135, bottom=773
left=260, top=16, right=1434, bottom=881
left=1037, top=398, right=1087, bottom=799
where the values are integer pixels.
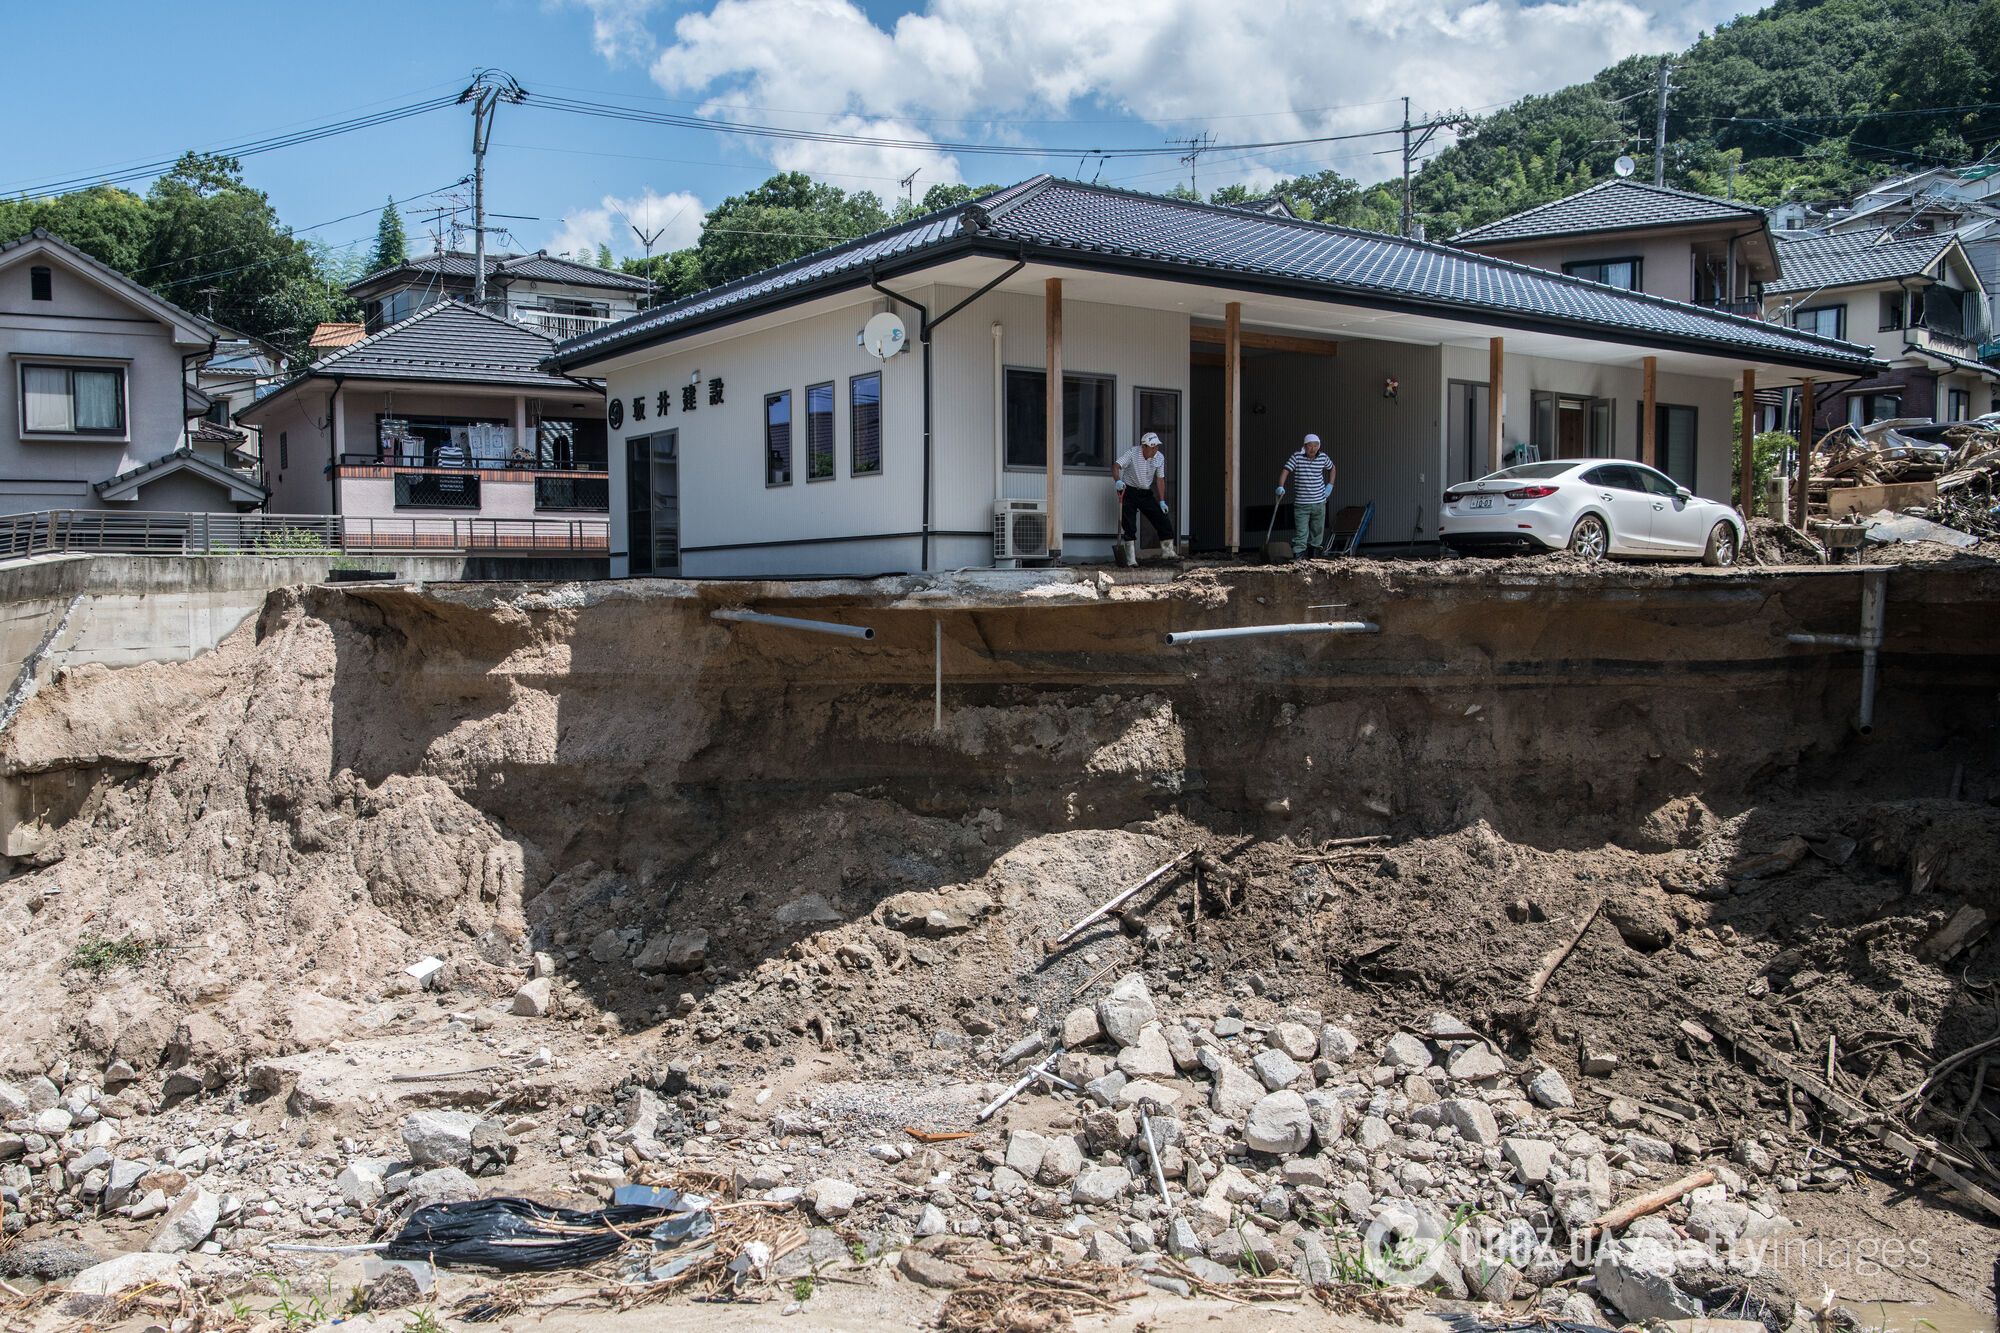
left=1702, top=521, right=1739, bottom=567
left=1568, top=513, right=1609, bottom=560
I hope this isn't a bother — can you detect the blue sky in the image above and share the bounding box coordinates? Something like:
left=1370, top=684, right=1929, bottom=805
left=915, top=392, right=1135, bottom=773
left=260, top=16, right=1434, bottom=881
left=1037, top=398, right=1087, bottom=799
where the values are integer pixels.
left=2, top=0, right=1755, bottom=267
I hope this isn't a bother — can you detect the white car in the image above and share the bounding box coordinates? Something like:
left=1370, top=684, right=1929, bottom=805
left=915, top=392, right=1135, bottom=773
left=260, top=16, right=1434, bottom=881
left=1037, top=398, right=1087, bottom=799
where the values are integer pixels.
left=1440, top=460, right=1744, bottom=565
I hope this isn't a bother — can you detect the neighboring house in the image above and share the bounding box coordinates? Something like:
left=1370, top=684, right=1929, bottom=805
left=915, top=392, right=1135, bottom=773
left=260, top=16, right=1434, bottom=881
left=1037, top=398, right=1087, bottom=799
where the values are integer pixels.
left=1450, top=179, right=1779, bottom=316
left=1761, top=230, right=1999, bottom=431
left=307, top=322, right=366, bottom=357
left=347, top=250, right=652, bottom=342
left=237, top=300, right=609, bottom=550
left=0, top=230, right=268, bottom=517
left=542, top=176, right=1877, bottom=579
left=193, top=324, right=286, bottom=482
left=1820, top=164, right=2000, bottom=302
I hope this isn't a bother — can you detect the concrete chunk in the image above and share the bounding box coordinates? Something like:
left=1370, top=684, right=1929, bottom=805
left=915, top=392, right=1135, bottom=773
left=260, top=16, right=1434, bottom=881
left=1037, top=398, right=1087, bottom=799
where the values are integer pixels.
left=1097, top=974, right=1158, bottom=1048
left=1244, top=1091, right=1313, bottom=1155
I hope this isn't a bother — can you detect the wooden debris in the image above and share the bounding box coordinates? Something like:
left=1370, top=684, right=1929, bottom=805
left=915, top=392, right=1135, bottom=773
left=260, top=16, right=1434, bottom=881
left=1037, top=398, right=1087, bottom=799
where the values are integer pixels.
left=905, top=1127, right=975, bottom=1143
left=1524, top=896, right=1603, bottom=1002
left=1050, top=849, right=1194, bottom=945
left=1586, top=1168, right=1716, bottom=1237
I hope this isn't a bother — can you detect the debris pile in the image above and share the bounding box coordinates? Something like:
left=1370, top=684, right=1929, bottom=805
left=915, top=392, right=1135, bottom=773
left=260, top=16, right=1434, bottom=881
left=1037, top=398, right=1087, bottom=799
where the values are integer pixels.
left=1807, top=418, right=2000, bottom=547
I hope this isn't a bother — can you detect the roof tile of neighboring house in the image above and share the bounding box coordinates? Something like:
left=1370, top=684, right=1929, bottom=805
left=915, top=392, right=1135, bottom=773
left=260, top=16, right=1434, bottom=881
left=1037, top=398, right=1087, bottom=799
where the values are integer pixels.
left=349, top=249, right=650, bottom=294
left=191, top=419, right=247, bottom=445
left=1765, top=231, right=1960, bottom=295
left=1449, top=180, right=1768, bottom=246
left=548, top=176, right=1875, bottom=373
left=308, top=321, right=367, bottom=351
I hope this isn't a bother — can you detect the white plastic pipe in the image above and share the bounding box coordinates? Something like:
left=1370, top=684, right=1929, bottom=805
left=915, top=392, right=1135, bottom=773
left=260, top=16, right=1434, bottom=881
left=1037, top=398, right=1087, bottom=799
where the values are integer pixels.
left=1165, top=621, right=1378, bottom=645
left=711, top=609, right=875, bottom=640
left=1785, top=568, right=1886, bottom=733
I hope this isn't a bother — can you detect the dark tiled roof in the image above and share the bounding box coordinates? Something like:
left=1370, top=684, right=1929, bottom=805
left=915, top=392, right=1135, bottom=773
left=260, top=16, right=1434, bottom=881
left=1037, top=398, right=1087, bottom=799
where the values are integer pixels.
left=349, top=249, right=650, bottom=295
left=549, top=177, right=1876, bottom=373
left=94, top=447, right=267, bottom=502
left=1450, top=180, right=1766, bottom=245
left=1765, top=231, right=1959, bottom=295
left=190, top=419, right=246, bottom=445
left=241, top=301, right=601, bottom=420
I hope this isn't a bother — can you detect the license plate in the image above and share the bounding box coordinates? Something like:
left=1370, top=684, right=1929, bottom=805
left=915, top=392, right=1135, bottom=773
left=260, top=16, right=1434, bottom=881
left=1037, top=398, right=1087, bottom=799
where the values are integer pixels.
left=1464, top=495, right=1494, bottom=510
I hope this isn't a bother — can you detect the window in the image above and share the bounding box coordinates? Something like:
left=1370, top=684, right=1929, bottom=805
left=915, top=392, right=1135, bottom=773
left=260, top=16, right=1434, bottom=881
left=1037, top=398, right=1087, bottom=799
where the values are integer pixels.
left=764, top=390, right=792, bottom=486
left=1879, top=292, right=1905, bottom=331
left=1530, top=391, right=1613, bottom=459
left=29, top=266, right=52, bottom=301
left=20, top=363, right=125, bottom=436
left=278, top=430, right=288, bottom=470
left=1793, top=304, right=1845, bottom=340
left=849, top=372, right=882, bottom=476
left=1580, top=464, right=1644, bottom=490
left=1634, top=465, right=1683, bottom=497
left=1655, top=404, right=1697, bottom=490
left=805, top=382, right=835, bottom=481
left=1004, top=368, right=1114, bottom=470
left=1949, top=388, right=1971, bottom=421
left=1848, top=393, right=1902, bottom=426
left=1562, top=257, right=1642, bottom=291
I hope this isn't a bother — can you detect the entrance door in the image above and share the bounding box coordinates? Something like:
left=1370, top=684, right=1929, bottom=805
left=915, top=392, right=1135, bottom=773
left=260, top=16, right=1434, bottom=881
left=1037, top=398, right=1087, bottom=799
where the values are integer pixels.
left=1136, top=386, right=1182, bottom=536
left=1447, top=380, right=1491, bottom=483
left=1557, top=402, right=1589, bottom=458
left=625, top=431, right=679, bottom=575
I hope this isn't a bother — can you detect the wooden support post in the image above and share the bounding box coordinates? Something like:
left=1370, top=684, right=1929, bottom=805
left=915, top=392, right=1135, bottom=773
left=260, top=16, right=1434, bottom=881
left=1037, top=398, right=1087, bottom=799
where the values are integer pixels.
left=1044, top=278, right=1062, bottom=558
left=1640, top=356, right=1657, bottom=468
left=1794, top=379, right=1815, bottom=528
left=1738, top=368, right=1756, bottom=517
left=1487, top=337, right=1505, bottom=473
left=1224, top=301, right=1242, bottom=552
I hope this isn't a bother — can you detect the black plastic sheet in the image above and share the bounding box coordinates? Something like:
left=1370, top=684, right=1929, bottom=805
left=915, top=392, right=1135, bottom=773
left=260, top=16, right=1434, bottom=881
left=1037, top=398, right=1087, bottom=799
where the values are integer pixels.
left=384, top=1196, right=705, bottom=1272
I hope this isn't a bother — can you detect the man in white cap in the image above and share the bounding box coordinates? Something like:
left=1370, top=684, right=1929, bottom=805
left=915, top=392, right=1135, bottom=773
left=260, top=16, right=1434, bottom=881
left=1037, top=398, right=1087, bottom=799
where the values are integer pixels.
left=1112, top=430, right=1178, bottom=565
left=1277, top=432, right=1336, bottom=559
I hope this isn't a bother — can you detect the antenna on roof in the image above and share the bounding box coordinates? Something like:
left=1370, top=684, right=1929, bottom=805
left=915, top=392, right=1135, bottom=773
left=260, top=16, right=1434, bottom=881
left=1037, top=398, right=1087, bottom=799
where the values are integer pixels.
left=632, top=222, right=666, bottom=309
left=1613, top=154, right=1637, bottom=178
left=899, top=169, right=920, bottom=209
left=1169, top=133, right=1214, bottom=197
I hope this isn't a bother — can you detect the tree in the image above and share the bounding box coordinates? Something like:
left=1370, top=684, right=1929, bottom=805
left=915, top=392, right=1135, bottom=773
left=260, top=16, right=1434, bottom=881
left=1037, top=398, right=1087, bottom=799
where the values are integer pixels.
left=691, top=172, right=890, bottom=288
left=891, top=181, right=1001, bottom=222
left=596, top=241, right=615, bottom=268
left=370, top=197, right=407, bottom=272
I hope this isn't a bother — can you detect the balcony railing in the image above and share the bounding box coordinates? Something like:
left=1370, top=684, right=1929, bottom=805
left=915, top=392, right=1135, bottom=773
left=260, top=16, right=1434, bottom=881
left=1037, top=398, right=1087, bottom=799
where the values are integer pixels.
left=511, top=308, right=619, bottom=341
left=337, top=453, right=607, bottom=474
left=534, top=475, right=610, bottom=511
left=1919, top=326, right=1985, bottom=361
left=1703, top=296, right=1764, bottom=319
left=0, top=511, right=608, bottom=559
left=395, top=473, right=481, bottom=509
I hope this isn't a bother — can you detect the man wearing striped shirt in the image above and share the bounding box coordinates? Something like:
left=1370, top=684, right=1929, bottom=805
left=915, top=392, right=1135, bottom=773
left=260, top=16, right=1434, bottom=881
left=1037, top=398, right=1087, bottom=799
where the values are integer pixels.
left=1277, top=432, right=1336, bottom=558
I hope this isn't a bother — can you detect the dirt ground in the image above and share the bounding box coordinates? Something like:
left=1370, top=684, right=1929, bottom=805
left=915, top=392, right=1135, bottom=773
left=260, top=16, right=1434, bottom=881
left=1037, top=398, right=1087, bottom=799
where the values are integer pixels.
left=0, top=558, right=1994, bottom=1331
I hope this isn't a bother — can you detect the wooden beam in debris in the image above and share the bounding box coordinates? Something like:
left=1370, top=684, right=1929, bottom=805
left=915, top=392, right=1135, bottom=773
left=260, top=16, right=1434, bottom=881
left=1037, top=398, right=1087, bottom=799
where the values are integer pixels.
left=1191, top=325, right=1339, bottom=357
left=1488, top=337, right=1505, bottom=474
left=1045, top=277, right=1063, bottom=559
left=1225, top=302, right=1242, bottom=553
left=1738, top=368, right=1756, bottom=517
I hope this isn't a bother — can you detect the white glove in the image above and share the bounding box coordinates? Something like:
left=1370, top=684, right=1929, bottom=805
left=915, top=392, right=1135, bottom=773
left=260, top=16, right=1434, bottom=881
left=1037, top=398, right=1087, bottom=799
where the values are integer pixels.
left=1275, top=485, right=1286, bottom=498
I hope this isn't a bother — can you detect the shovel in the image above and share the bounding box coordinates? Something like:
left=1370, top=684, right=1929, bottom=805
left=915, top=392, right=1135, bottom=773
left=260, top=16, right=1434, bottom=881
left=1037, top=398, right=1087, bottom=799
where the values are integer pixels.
left=1259, top=496, right=1287, bottom=563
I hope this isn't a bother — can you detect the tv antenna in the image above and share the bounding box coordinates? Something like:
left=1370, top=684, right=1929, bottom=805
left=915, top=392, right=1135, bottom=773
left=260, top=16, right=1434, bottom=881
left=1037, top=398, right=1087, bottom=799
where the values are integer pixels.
left=632, top=221, right=667, bottom=307
left=1170, top=133, right=1214, bottom=197
left=899, top=169, right=920, bottom=208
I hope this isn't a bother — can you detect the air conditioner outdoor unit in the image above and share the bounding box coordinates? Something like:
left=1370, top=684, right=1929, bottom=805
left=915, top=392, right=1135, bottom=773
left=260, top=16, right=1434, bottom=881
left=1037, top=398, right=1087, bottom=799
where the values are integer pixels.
left=993, top=498, right=1050, bottom=565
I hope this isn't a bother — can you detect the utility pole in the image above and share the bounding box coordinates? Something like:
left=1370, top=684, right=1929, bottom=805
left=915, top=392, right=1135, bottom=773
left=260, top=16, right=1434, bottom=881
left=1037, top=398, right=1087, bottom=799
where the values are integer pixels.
left=1401, top=97, right=1413, bottom=238
left=1170, top=133, right=1213, bottom=197
left=1653, top=58, right=1671, bottom=187
left=1392, top=103, right=1473, bottom=238
left=459, top=70, right=525, bottom=311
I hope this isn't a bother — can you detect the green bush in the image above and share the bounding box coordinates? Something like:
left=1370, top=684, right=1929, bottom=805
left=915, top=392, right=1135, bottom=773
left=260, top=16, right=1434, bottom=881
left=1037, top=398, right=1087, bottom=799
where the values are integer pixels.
left=253, top=527, right=330, bottom=554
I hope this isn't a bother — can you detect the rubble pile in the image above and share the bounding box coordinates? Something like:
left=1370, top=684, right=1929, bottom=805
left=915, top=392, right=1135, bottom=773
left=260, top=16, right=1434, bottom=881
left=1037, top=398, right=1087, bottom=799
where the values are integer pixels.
left=1808, top=418, right=2000, bottom=545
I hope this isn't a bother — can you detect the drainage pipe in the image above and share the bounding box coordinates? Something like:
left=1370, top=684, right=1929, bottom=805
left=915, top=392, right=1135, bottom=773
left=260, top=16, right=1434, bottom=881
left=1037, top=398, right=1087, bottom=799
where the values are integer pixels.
left=1165, top=621, right=1378, bottom=645
left=1785, top=567, right=1886, bottom=733
left=711, top=609, right=875, bottom=641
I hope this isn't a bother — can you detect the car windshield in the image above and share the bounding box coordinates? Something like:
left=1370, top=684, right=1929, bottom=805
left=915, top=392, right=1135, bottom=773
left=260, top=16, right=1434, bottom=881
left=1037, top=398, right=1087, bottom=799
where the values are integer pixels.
left=1484, top=462, right=1574, bottom=480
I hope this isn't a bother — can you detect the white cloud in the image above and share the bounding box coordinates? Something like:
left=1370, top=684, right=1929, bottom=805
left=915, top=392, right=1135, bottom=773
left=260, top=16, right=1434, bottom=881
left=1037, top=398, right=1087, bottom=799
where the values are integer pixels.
left=621, top=0, right=1750, bottom=188
left=556, top=0, right=664, bottom=63
left=548, top=189, right=705, bottom=260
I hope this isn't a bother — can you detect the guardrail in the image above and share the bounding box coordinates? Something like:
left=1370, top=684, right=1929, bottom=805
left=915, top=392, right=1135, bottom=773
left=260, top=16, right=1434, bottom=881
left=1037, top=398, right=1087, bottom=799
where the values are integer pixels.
left=0, top=510, right=608, bottom=559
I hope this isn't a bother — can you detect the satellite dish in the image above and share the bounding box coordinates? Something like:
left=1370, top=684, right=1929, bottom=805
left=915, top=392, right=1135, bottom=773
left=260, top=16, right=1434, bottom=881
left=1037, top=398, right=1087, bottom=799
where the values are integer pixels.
left=861, top=311, right=907, bottom=360
left=1614, top=155, right=1637, bottom=178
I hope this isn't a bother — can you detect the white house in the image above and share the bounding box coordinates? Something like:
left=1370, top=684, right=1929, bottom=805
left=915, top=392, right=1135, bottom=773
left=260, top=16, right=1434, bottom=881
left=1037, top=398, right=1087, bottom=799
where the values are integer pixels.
left=0, top=230, right=266, bottom=516
left=544, top=177, right=1881, bottom=578
left=348, top=250, right=652, bottom=342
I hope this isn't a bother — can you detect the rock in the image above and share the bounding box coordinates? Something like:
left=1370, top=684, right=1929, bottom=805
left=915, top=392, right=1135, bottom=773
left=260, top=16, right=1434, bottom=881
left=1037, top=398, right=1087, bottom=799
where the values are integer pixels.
left=3, top=1237, right=103, bottom=1280
left=1685, top=1200, right=1751, bottom=1243
left=1244, top=1091, right=1313, bottom=1154
left=1624, top=1132, right=1676, bottom=1164
left=1086, top=1070, right=1128, bottom=1107
left=127, top=1188, right=170, bottom=1220
left=1004, top=1130, right=1048, bottom=1179
left=1097, top=974, right=1158, bottom=1048
left=1527, top=1067, right=1575, bottom=1109
left=1356, top=1115, right=1393, bottom=1151
left=1061, top=1006, right=1103, bottom=1048
left=1270, top=1021, right=1319, bottom=1061
left=1087, top=1230, right=1133, bottom=1266
left=361, top=1265, right=424, bottom=1311
left=1731, top=836, right=1811, bottom=880
left=337, top=1159, right=389, bottom=1209
left=1595, top=1238, right=1702, bottom=1322
left=1163, top=1022, right=1199, bottom=1070
left=1116, top=1079, right=1184, bottom=1110
left=587, top=929, right=625, bottom=963
left=1252, top=1047, right=1303, bottom=1091
left=467, top=1120, right=517, bottom=1177
left=1441, top=1098, right=1500, bottom=1147
left=510, top=977, right=553, bottom=1017
left=1199, top=1049, right=1263, bottom=1121
left=773, top=893, right=844, bottom=925
left=1447, top=1043, right=1506, bottom=1081
left=1581, top=1045, right=1619, bottom=1076
left=1732, top=1139, right=1776, bottom=1175
left=1319, top=1025, right=1359, bottom=1063
left=916, top=1203, right=948, bottom=1237
left=0, top=1080, right=28, bottom=1117
left=1502, top=1137, right=1556, bottom=1184
left=1038, top=1135, right=1085, bottom=1184
left=634, top=929, right=708, bottom=973
left=0, top=1133, right=23, bottom=1160
left=878, top=890, right=978, bottom=935
left=148, top=1185, right=221, bottom=1253
left=1071, top=1164, right=1133, bottom=1206
left=105, top=1158, right=147, bottom=1210
left=403, top=1167, right=479, bottom=1212
left=400, top=1110, right=482, bottom=1167
left=1382, top=1032, right=1433, bottom=1069
left=1167, top=1216, right=1201, bottom=1257
left=1606, top=895, right=1676, bottom=951
left=898, top=1245, right=968, bottom=1289
left=33, top=1107, right=72, bottom=1135
left=805, top=1178, right=857, bottom=1219
left=1302, top=1090, right=1346, bottom=1148
left=1116, top=1025, right=1176, bottom=1079
left=160, top=1066, right=206, bottom=1101
left=61, top=1252, right=183, bottom=1316
left=25, top=1074, right=59, bottom=1110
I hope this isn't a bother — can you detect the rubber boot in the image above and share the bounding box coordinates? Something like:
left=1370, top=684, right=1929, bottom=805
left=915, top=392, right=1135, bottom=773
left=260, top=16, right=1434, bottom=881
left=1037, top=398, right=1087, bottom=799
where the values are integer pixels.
left=1117, top=539, right=1137, bottom=567
left=1159, top=539, right=1181, bottom=561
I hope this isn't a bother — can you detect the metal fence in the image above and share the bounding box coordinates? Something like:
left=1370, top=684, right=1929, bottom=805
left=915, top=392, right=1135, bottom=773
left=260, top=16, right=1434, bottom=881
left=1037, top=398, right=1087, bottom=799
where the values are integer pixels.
left=395, top=473, right=482, bottom=509
left=0, top=510, right=609, bottom=560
